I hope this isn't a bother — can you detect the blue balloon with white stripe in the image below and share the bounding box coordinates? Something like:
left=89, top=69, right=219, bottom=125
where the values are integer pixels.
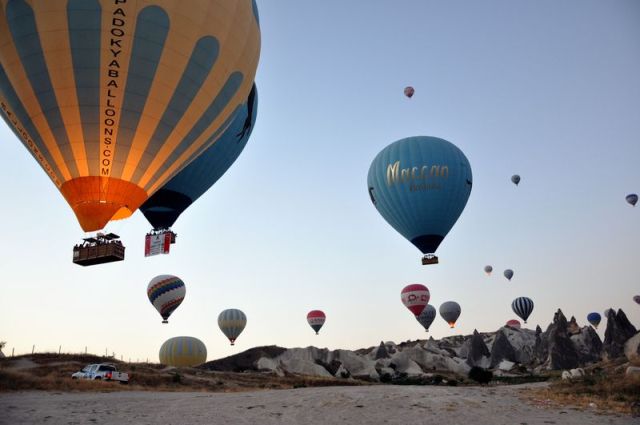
left=511, top=297, right=534, bottom=323
left=367, top=136, right=472, bottom=263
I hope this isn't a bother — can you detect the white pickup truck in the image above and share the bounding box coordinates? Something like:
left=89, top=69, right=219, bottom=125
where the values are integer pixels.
left=71, top=363, right=129, bottom=384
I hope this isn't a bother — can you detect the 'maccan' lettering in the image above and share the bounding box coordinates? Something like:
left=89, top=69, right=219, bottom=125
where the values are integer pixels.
left=386, top=161, right=449, bottom=186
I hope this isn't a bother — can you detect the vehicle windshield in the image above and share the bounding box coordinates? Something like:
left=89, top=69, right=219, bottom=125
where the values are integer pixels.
left=98, top=365, right=116, bottom=372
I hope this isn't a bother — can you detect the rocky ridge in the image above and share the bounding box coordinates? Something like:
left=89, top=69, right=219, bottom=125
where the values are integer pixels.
left=203, top=309, right=639, bottom=382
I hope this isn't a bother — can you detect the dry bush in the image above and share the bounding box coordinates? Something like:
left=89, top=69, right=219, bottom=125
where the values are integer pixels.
left=525, top=361, right=640, bottom=416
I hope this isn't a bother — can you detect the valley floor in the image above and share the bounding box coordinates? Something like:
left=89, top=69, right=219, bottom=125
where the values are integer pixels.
left=0, top=383, right=634, bottom=425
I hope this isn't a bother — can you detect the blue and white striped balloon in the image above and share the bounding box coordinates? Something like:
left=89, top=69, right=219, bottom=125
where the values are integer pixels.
left=511, top=297, right=534, bottom=323
left=218, top=309, right=247, bottom=345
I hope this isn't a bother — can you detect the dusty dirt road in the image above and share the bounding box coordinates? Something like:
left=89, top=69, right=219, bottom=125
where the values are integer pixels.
left=0, top=383, right=634, bottom=425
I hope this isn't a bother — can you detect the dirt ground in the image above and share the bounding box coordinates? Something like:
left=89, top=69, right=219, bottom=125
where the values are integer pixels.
left=0, top=383, right=635, bottom=425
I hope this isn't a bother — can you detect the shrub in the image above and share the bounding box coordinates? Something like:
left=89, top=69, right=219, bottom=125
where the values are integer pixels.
left=468, top=367, right=493, bottom=384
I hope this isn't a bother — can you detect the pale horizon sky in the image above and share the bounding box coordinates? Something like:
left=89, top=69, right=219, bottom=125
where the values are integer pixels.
left=1, top=0, right=639, bottom=362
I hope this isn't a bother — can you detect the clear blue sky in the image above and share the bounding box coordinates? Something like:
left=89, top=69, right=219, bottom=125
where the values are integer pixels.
left=1, top=0, right=639, bottom=362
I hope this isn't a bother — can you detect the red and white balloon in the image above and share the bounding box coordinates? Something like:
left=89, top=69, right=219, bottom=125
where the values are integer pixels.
left=401, top=284, right=430, bottom=316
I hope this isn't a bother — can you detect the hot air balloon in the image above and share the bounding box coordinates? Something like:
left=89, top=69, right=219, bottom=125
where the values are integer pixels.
left=307, top=310, right=326, bottom=335
left=401, top=284, right=430, bottom=316
left=604, top=308, right=613, bottom=318
left=218, top=309, right=247, bottom=346
left=147, top=275, right=185, bottom=324
left=140, top=84, right=258, bottom=243
left=0, top=1, right=261, bottom=260
left=439, top=301, right=461, bottom=328
left=159, top=336, right=207, bottom=367
left=484, top=265, right=493, bottom=275
left=367, top=136, right=472, bottom=265
left=504, top=269, right=514, bottom=281
left=505, top=319, right=521, bottom=329
left=633, top=295, right=640, bottom=305
left=511, top=175, right=521, bottom=186
left=416, top=304, right=437, bottom=332
left=404, top=86, right=415, bottom=98
left=626, top=194, right=638, bottom=207
left=587, top=312, right=601, bottom=329
left=511, top=297, right=534, bottom=323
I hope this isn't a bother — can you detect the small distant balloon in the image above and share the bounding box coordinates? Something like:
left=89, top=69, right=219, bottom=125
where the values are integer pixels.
left=404, top=86, right=415, bottom=98
left=307, top=310, right=326, bottom=335
left=633, top=295, right=640, bottom=305
left=439, top=301, right=461, bottom=328
left=416, top=304, right=437, bottom=332
left=401, top=284, right=431, bottom=316
left=505, top=319, right=521, bottom=330
left=511, top=175, right=521, bottom=186
left=218, top=309, right=247, bottom=346
left=626, top=194, right=638, bottom=207
left=587, top=312, right=601, bottom=329
left=511, top=297, right=534, bottom=323
left=504, top=269, right=514, bottom=281
left=484, top=265, right=493, bottom=275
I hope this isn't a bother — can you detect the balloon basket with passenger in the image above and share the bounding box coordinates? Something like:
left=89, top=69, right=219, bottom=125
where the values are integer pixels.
left=421, top=254, right=439, bottom=265
left=144, top=229, right=177, bottom=257
left=72, top=233, right=125, bottom=266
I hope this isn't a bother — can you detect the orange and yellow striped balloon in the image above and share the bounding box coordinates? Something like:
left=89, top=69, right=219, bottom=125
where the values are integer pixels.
left=0, top=0, right=260, bottom=231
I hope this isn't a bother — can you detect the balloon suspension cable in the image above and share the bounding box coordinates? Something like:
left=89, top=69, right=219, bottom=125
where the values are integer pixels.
left=421, top=254, right=439, bottom=265
left=316, top=332, right=319, bottom=335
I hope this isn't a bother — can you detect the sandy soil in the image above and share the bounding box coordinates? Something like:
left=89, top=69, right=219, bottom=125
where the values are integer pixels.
left=0, top=383, right=633, bottom=425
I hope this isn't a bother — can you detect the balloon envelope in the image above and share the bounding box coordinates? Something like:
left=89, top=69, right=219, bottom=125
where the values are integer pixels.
left=140, top=84, right=258, bottom=229
left=307, top=310, right=326, bottom=334
left=367, top=136, right=472, bottom=256
left=159, top=336, right=207, bottom=367
left=587, top=312, right=601, bottom=328
left=401, top=284, right=430, bottom=316
left=504, top=269, right=514, bottom=281
left=0, top=1, right=260, bottom=231
left=439, top=301, right=461, bottom=328
left=506, top=319, right=521, bottom=329
left=218, top=309, right=247, bottom=345
left=626, top=194, right=638, bottom=206
left=511, top=175, right=521, bottom=185
left=416, top=304, right=437, bottom=331
left=484, top=265, right=493, bottom=275
left=404, top=86, right=415, bottom=98
left=147, top=275, right=185, bottom=323
left=512, top=297, right=534, bottom=323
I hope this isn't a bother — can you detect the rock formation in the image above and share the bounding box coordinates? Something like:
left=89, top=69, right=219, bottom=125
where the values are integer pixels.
left=374, top=341, right=390, bottom=359
left=490, top=330, right=517, bottom=368
left=541, top=309, right=580, bottom=370
left=466, top=330, right=490, bottom=367
left=624, top=332, right=640, bottom=362
left=603, top=309, right=638, bottom=359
